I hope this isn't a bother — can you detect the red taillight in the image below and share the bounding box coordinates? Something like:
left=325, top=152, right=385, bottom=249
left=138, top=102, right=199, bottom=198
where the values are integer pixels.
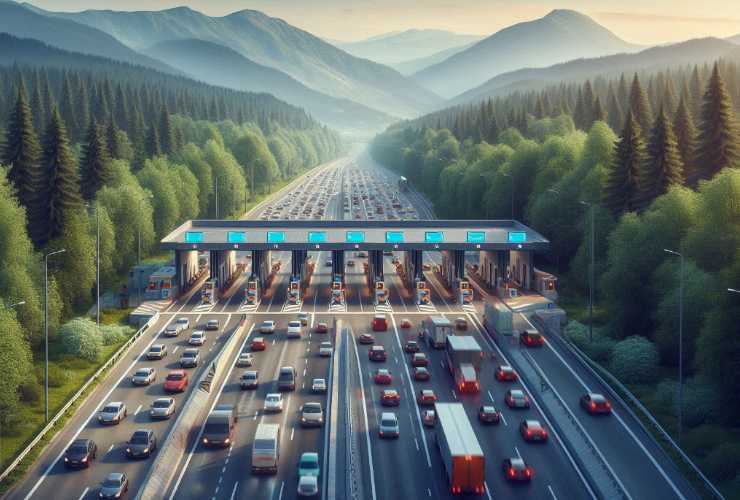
left=526, top=430, right=531, bottom=436
left=525, top=468, right=532, bottom=477
left=591, top=402, right=596, bottom=409
left=605, top=402, right=611, bottom=408
left=509, top=468, right=516, bottom=477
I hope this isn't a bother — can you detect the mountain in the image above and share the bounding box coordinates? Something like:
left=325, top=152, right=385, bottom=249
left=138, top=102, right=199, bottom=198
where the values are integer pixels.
left=336, top=29, right=484, bottom=66
left=451, top=37, right=736, bottom=105
left=0, top=0, right=176, bottom=74
left=393, top=42, right=478, bottom=75
left=26, top=4, right=442, bottom=118
left=413, top=9, right=642, bottom=99
left=147, top=39, right=392, bottom=131
left=728, top=33, right=740, bottom=45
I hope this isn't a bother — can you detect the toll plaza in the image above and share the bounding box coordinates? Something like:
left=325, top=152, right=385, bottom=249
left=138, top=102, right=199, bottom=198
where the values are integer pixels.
left=161, top=219, right=550, bottom=303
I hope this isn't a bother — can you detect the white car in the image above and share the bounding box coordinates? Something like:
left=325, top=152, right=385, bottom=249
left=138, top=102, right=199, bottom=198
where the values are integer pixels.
left=287, top=321, right=302, bottom=339
left=264, top=393, right=284, bottom=413
left=97, top=402, right=127, bottom=425
left=205, top=319, right=219, bottom=331
left=149, top=398, right=175, bottom=419
left=175, top=317, right=190, bottom=330
left=319, top=342, right=332, bottom=357
left=131, top=367, right=156, bottom=386
left=189, top=330, right=206, bottom=346
left=297, top=475, right=319, bottom=497
left=312, top=378, right=327, bottom=393
left=236, top=352, right=253, bottom=367
left=260, top=320, right=276, bottom=334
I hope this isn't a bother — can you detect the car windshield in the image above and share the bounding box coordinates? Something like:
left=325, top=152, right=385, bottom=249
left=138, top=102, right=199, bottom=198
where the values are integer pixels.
left=301, top=459, right=318, bottom=469
left=254, top=439, right=274, bottom=450
left=69, top=444, right=87, bottom=454
left=381, top=418, right=396, bottom=426
left=266, top=395, right=280, bottom=403
left=289, top=321, right=300, bottom=327
left=279, top=372, right=293, bottom=381
left=102, top=406, right=118, bottom=413
left=150, top=346, right=162, bottom=352
left=304, top=405, right=321, bottom=413
left=102, top=478, right=122, bottom=488
left=243, top=373, right=256, bottom=379
left=204, top=422, right=228, bottom=434
left=153, top=400, right=171, bottom=408
left=131, top=433, right=149, bottom=444
left=183, top=352, right=196, bottom=358
left=135, top=370, right=149, bottom=376
left=167, top=373, right=184, bottom=380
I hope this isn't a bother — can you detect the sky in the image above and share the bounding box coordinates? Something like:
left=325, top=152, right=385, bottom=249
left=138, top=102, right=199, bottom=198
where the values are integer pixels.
left=18, top=0, right=740, bottom=44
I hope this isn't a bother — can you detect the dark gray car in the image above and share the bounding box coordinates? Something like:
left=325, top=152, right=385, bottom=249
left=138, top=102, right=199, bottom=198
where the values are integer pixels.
left=125, top=429, right=156, bottom=459
left=99, top=472, right=128, bottom=499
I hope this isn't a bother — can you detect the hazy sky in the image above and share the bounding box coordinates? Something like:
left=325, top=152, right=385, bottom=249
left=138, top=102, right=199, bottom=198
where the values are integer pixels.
left=19, top=0, right=740, bottom=44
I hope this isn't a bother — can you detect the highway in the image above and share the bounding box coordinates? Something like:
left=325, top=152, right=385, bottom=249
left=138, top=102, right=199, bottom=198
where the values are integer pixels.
left=5, top=148, right=699, bottom=500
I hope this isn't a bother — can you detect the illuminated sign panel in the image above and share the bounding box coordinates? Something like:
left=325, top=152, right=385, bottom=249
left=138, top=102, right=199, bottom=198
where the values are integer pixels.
left=425, top=231, right=444, bottom=243
left=508, top=231, right=527, bottom=243
left=308, top=231, right=327, bottom=244
left=185, top=231, right=203, bottom=243
left=467, top=231, right=486, bottom=244
left=267, top=231, right=286, bottom=243
left=227, top=231, right=246, bottom=243
left=346, top=231, right=365, bottom=243
left=385, top=231, right=405, bottom=244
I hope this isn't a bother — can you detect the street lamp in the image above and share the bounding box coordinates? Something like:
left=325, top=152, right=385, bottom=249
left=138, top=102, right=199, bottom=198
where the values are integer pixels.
left=728, top=288, right=740, bottom=294
left=44, top=248, right=66, bottom=423
left=502, top=172, right=514, bottom=219
left=580, top=201, right=595, bottom=343
left=8, top=301, right=26, bottom=309
left=138, top=193, right=154, bottom=307
left=664, top=248, right=684, bottom=441
left=86, top=203, right=101, bottom=326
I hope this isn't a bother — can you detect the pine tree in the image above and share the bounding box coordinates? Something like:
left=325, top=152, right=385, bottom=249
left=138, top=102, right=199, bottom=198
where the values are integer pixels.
left=41, top=107, right=82, bottom=242
left=582, top=80, right=596, bottom=128
left=673, top=95, right=697, bottom=183
left=592, top=96, right=607, bottom=124
left=617, top=73, right=630, bottom=112
left=636, top=107, right=684, bottom=211
left=79, top=119, right=112, bottom=200
left=573, top=87, right=586, bottom=130
left=689, top=65, right=704, bottom=119
left=629, top=74, right=653, bottom=134
left=607, top=85, right=624, bottom=132
left=662, top=74, right=678, bottom=117
left=31, top=75, right=46, bottom=132
left=145, top=124, right=162, bottom=158
left=603, top=111, right=646, bottom=215
left=59, top=74, right=78, bottom=143
left=158, top=105, right=175, bottom=155
left=693, top=63, right=740, bottom=182
left=76, top=80, right=90, bottom=143
left=106, top=118, right=122, bottom=159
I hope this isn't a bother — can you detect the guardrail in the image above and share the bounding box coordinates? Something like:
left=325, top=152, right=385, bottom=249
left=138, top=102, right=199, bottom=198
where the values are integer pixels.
left=0, top=312, right=160, bottom=485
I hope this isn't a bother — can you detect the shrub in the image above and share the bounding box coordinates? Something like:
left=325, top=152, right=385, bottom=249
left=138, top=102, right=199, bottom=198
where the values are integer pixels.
left=653, top=378, right=678, bottom=413
left=100, top=324, right=134, bottom=346
left=58, top=318, right=102, bottom=362
left=37, top=364, right=70, bottom=388
left=563, top=321, right=615, bottom=363
left=683, top=425, right=727, bottom=458
left=609, top=336, right=659, bottom=384
left=681, top=377, right=720, bottom=428
left=703, top=443, right=740, bottom=481
left=19, top=380, right=41, bottom=403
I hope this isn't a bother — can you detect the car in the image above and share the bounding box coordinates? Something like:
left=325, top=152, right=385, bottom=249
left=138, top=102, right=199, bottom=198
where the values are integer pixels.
left=149, top=398, right=175, bottom=419
left=319, top=342, right=333, bottom=357
left=301, top=402, right=324, bottom=427
left=580, top=393, right=612, bottom=415
left=378, top=412, right=399, bottom=438
left=97, top=402, right=127, bottom=425
left=358, top=333, right=375, bottom=345
left=381, top=389, right=400, bottom=406
left=417, top=390, right=437, bottom=406
left=404, top=340, right=420, bottom=353
left=251, top=337, right=267, bottom=351
left=312, top=378, right=327, bottom=393
left=455, top=317, right=468, bottom=330
left=357, top=252, right=367, bottom=258
left=264, top=393, right=284, bottom=413
left=315, top=322, right=329, bottom=334
left=287, top=320, right=303, bottom=339
left=520, top=330, right=545, bottom=347
left=278, top=366, right=297, bottom=391
left=372, top=314, right=388, bottom=331
left=236, top=352, right=254, bottom=367
left=374, top=369, right=392, bottom=385
left=260, top=320, right=276, bottom=334
left=399, top=318, right=412, bottom=329
left=369, top=345, right=387, bottom=362
left=505, top=389, right=530, bottom=409
left=125, top=429, right=157, bottom=459
left=411, top=353, right=428, bottom=367
left=131, top=367, right=156, bottom=386
left=496, top=365, right=518, bottom=382
left=421, top=410, right=437, bottom=427
left=240, top=370, right=259, bottom=390
left=479, top=405, right=502, bottom=424
left=325, top=259, right=333, bottom=267
left=164, top=324, right=180, bottom=337
left=520, top=419, right=548, bottom=442
left=189, top=330, right=206, bottom=346
left=297, top=475, right=319, bottom=497
left=205, top=319, right=219, bottom=331
left=502, top=458, right=533, bottom=483
left=346, top=260, right=355, bottom=267
left=64, top=438, right=97, bottom=468
left=99, top=472, right=129, bottom=499
left=146, top=344, right=167, bottom=360
left=298, top=451, right=320, bottom=477
left=298, top=312, right=309, bottom=326
left=179, top=348, right=200, bottom=368
left=413, top=367, right=430, bottom=381
left=164, top=370, right=188, bottom=393
left=176, top=317, right=190, bottom=330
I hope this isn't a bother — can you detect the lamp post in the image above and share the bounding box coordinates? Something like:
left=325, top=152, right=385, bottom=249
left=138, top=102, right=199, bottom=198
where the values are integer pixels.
left=86, top=204, right=101, bottom=326
left=8, top=301, right=26, bottom=309
left=44, top=248, right=66, bottom=423
left=502, top=172, right=514, bottom=219
left=215, top=179, right=219, bottom=219
left=664, top=248, right=684, bottom=441
left=138, top=193, right=154, bottom=307
left=729, top=288, right=740, bottom=294
left=580, top=201, right=595, bottom=342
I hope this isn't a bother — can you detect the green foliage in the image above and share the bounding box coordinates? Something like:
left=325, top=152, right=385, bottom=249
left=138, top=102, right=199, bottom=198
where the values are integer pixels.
left=636, top=107, right=684, bottom=211
left=603, top=111, right=645, bottom=215
left=703, top=443, right=740, bottom=481
left=50, top=209, right=96, bottom=317
left=57, top=317, right=102, bottom=362
left=609, top=336, right=659, bottom=384
left=563, top=320, right=615, bottom=362
left=203, top=139, right=247, bottom=219
left=0, top=302, right=34, bottom=426
left=137, top=157, right=182, bottom=239
left=99, top=324, right=133, bottom=346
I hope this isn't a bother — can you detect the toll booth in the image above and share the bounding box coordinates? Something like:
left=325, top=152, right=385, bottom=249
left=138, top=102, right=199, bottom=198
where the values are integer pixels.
left=331, top=275, right=345, bottom=305
left=201, top=279, right=218, bottom=304
left=145, top=266, right=178, bottom=300
left=245, top=278, right=260, bottom=305
left=416, top=280, right=430, bottom=305
left=375, top=280, right=388, bottom=305
left=288, top=277, right=301, bottom=304
left=403, top=250, right=424, bottom=291
left=458, top=280, right=473, bottom=305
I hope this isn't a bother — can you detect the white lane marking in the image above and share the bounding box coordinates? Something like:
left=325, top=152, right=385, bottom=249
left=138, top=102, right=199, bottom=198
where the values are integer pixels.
left=515, top=446, right=521, bottom=459
left=229, top=482, right=238, bottom=500
left=350, top=334, right=378, bottom=500
left=485, top=482, right=493, bottom=500
left=427, top=488, right=432, bottom=497
left=77, top=487, right=89, bottom=500
left=134, top=404, right=142, bottom=416
left=303, top=367, right=307, bottom=377
left=290, top=428, right=294, bottom=441
left=500, top=413, right=508, bottom=427
left=548, top=485, right=558, bottom=500
left=107, top=444, right=114, bottom=453
left=172, top=346, right=179, bottom=354
left=196, top=314, right=202, bottom=324
left=414, top=438, right=420, bottom=451
left=278, top=480, right=285, bottom=500
left=451, top=390, right=457, bottom=400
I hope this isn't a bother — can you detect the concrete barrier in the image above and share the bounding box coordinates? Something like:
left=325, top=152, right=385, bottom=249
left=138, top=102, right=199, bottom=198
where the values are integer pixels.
left=136, top=318, right=250, bottom=500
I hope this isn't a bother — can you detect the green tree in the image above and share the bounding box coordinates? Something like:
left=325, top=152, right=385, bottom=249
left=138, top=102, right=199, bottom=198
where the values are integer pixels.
left=673, top=96, right=697, bottom=183
left=57, top=317, right=101, bottom=362
left=137, top=157, right=181, bottom=239
left=603, top=111, right=645, bottom=215
left=629, top=74, right=653, bottom=135
left=158, top=105, right=176, bottom=156
left=177, top=143, right=213, bottom=216
left=232, top=132, right=280, bottom=196
left=145, top=125, right=162, bottom=159
left=609, top=336, right=660, bottom=384
left=0, top=301, right=34, bottom=426
left=49, top=210, right=95, bottom=317
left=79, top=119, right=113, bottom=200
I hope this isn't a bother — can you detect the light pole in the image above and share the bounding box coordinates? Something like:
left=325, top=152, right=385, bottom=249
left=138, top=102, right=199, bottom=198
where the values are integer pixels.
left=8, top=301, right=26, bottom=309
left=502, top=172, right=514, bottom=219
left=580, top=201, right=595, bottom=342
left=664, top=248, right=684, bottom=441
left=215, top=179, right=219, bottom=219
left=138, top=193, right=153, bottom=307
left=729, top=288, right=740, bottom=294
left=86, top=204, right=101, bottom=326
left=44, top=248, right=66, bottom=423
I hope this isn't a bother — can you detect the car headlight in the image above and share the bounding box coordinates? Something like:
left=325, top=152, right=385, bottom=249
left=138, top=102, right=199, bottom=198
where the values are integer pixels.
left=97, top=416, right=102, bottom=421
left=81, top=457, right=88, bottom=462
left=143, top=448, right=149, bottom=453
left=126, top=448, right=131, bottom=453
left=203, top=438, right=208, bottom=443
left=224, top=438, right=230, bottom=444
left=64, top=457, right=69, bottom=462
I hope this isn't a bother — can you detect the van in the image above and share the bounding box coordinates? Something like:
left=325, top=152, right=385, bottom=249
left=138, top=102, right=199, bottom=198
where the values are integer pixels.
left=252, top=423, right=280, bottom=474
left=202, top=405, right=236, bottom=448
left=278, top=366, right=296, bottom=391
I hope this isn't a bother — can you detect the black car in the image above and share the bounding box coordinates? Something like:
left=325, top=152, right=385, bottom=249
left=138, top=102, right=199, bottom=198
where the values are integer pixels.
left=99, top=472, right=128, bottom=499
left=125, top=429, right=157, bottom=459
left=64, top=438, right=97, bottom=468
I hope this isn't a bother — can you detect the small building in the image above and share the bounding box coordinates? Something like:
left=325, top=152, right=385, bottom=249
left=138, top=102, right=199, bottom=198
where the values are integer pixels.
left=145, top=266, right=178, bottom=300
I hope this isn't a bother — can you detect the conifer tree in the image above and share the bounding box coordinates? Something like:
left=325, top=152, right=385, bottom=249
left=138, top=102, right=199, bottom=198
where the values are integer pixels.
left=607, top=86, right=624, bottom=132
left=79, top=119, right=112, bottom=200
left=629, top=74, right=653, bottom=134
left=145, top=123, right=162, bottom=158
left=158, top=105, right=175, bottom=155
left=592, top=96, right=607, bottom=124
left=636, top=107, right=684, bottom=211
left=106, top=118, right=122, bottom=159
left=674, top=95, right=697, bottom=183
left=689, top=65, right=704, bottom=119
left=603, top=111, right=646, bottom=215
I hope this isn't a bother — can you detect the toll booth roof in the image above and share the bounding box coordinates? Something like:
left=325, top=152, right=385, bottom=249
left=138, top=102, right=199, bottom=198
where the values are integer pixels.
left=161, top=219, right=549, bottom=252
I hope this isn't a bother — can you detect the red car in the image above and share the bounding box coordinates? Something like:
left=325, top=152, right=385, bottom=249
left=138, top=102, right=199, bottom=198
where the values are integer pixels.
left=399, top=318, right=412, bottom=329
left=372, top=314, right=388, bottom=332
left=520, top=330, right=545, bottom=347
left=580, top=393, right=612, bottom=415
left=413, top=367, right=430, bottom=381
left=520, top=419, right=548, bottom=442
left=404, top=340, right=420, bottom=353
left=251, top=337, right=267, bottom=351
left=411, top=353, right=428, bottom=367
left=163, top=370, right=188, bottom=393
left=417, top=390, right=437, bottom=406
left=503, top=458, right=533, bottom=482
left=374, top=369, right=392, bottom=385
left=478, top=405, right=501, bottom=425
left=369, top=345, right=387, bottom=362
left=380, top=389, right=400, bottom=406
left=496, top=365, right=518, bottom=382
left=315, top=322, right=329, bottom=334
left=358, top=333, right=375, bottom=345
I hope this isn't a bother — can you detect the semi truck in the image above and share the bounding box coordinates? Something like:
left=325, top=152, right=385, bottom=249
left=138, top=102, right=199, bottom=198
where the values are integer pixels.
left=421, top=315, right=453, bottom=349
left=446, top=336, right=483, bottom=394
left=435, top=403, right=485, bottom=495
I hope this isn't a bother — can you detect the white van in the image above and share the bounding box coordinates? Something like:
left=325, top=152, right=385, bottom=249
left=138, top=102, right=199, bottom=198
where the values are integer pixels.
left=252, top=423, right=280, bottom=474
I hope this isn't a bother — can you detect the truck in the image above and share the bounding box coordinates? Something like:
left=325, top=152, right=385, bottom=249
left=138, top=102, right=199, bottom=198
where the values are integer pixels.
left=435, top=403, right=485, bottom=495
left=484, top=302, right=513, bottom=336
left=422, top=315, right=453, bottom=349
left=446, top=336, right=483, bottom=394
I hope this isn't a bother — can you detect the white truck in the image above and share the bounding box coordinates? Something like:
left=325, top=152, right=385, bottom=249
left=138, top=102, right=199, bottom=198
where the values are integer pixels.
left=445, top=336, right=483, bottom=394
left=422, top=315, right=453, bottom=349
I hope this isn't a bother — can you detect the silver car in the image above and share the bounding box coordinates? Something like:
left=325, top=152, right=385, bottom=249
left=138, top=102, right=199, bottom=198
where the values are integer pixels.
left=146, top=344, right=167, bottom=360
left=189, top=330, right=206, bottom=346
left=99, top=472, right=128, bottom=499
left=175, top=317, right=190, bottom=330
left=236, top=352, right=253, bottom=367
left=300, top=402, right=324, bottom=427
left=264, top=393, right=283, bottom=413
left=260, top=320, right=276, bottom=334
left=311, top=378, right=326, bottom=393
left=378, top=412, right=399, bottom=438
left=319, top=342, right=332, bottom=357
left=179, top=348, right=200, bottom=368
left=297, top=475, right=319, bottom=497
left=131, top=367, right=156, bottom=386
left=97, top=402, right=127, bottom=425
left=149, top=398, right=175, bottom=419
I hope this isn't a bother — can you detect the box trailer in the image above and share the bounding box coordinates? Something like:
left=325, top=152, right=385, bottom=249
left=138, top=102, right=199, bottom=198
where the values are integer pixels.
left=435, top=403, right=485, bottom=495
left=484, top=302, right=513, bottom=336
left=445, top=336, right=483, bottom=394
left=422, top=315, right=453, bottom=349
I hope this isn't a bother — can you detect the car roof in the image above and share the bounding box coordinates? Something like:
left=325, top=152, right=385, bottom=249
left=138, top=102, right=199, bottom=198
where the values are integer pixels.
left=524, top=419, right=541, bottom=427
left=589, top=392, right=606, bottom=401
left=169, top=369, right=186, bottom=375
left=106, top=401, right=123, bottom=407
left=72, top=438, right=91, bottom=446
left=383, top=389, right=398, bottom=394
left=183, top=348, right=198, bottom=354
left=304, top=402, right=322, bottom=408
left=510, top=389, right=524, bottom=396
left=243, top=370, right=258, bottom=376
left=153, top=397, right=173, bottom=403
left=266, top=392, right=281, bottom=398
left=380, top=412, right=396, bottom=420
left=150, top=344, right=164, bottom=349
left=510, top=457, right=525, bottom=468
left=300, top=452, right=319, bottom=461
